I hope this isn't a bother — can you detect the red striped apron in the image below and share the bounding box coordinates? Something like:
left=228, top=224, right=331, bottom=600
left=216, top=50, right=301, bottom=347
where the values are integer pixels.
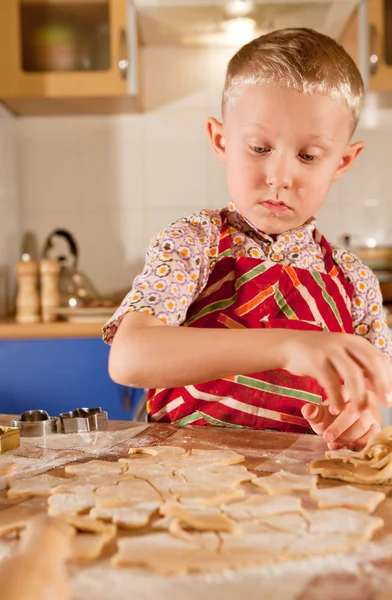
left=147, top=210, right=354, bottom=432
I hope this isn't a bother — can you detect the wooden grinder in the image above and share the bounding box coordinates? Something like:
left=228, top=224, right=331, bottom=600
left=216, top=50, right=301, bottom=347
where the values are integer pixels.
left=40, top=258, right=61, bottom=322
left=15, top=259, right=40, bottom=324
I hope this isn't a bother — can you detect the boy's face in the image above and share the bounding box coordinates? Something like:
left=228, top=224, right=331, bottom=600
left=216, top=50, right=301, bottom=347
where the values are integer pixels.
left=207, top=85, right=363, bottom=235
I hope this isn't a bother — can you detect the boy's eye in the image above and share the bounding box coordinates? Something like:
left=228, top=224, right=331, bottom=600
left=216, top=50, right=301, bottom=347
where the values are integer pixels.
left=251, top=146, right=269, bottom=154
left=299, top=153, right=316, bottom=162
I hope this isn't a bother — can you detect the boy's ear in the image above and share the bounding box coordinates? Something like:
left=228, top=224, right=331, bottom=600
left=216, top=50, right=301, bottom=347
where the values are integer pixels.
left=333, top=141, right=364, bottom=181
left=207, top=117, right=226, bottom=163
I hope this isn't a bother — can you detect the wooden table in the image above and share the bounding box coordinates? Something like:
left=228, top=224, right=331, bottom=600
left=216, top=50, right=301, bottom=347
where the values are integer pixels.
left=0, top=415, right=392, bottom=600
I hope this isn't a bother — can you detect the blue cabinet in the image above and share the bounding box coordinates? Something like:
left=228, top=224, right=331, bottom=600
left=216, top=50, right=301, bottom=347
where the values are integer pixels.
left=0, top=337, right=145, bottom=420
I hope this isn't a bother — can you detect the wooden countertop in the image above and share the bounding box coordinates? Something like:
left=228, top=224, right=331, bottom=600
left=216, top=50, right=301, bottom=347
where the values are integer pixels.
left=0, top=320, right=103, bottom=339
left=0, top=418, right=392, bottom=598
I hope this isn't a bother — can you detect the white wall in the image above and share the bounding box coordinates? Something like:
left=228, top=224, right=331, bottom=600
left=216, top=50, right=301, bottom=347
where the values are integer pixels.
left=15, top=47, right=392, bottom=298
left=0, top=105, right=19, bottom=316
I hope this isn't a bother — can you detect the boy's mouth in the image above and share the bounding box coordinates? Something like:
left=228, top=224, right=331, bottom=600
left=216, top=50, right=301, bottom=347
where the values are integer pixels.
left=260, top=200, right=291, bottom=213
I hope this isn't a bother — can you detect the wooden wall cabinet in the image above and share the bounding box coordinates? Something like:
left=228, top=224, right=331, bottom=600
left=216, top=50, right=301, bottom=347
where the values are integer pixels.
left=340, top=0, right=392, bottom=92
left=0, top=0, right=140, bottom=116
left=368, top=0, right=392, bottom=91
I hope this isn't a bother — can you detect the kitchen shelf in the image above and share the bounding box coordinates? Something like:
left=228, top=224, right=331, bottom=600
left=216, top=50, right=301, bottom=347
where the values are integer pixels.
left=0, top=320, right=104, bottom=339
left=21, top=0, right=107, bottom=5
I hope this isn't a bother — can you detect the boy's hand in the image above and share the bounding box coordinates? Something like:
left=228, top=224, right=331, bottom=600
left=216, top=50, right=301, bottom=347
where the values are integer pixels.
left=301, top=397, right=382, bottom=451
left=280, top=331, right=392, bottom=412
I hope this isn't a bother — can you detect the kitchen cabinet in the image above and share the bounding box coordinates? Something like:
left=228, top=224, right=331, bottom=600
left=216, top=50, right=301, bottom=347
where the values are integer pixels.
left=0, top=0, right=139, bottom=116
left=339, top=0, right=392, bottom=92
left=368, top=0, right=392, bottom=91
left=0, top=337, right=145, bottom=420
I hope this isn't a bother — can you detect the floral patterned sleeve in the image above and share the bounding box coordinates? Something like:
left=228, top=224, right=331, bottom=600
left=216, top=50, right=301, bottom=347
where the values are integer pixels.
left=333, top=248, right=391, bottom=360
left=102, top=210, right=221, bottom=344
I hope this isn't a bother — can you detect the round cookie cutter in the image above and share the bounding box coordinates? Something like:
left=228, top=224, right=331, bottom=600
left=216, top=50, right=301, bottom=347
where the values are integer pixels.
left=59, top=407, right=108, bottom=434
left=11, top=409, right=58, bottom=437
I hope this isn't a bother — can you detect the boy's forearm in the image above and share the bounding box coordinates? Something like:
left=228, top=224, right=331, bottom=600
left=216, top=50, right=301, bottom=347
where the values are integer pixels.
left=109, top=323, right=288, bottom=388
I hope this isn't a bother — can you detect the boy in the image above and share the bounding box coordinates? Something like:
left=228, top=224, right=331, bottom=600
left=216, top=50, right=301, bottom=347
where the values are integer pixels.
left=103, top=28, right=392, bottom=451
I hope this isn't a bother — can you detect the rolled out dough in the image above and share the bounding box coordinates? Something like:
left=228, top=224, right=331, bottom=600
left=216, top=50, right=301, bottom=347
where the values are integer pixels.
left=64, top=460, right=126, bottom=478
left=47, top=493, right=97, bottom=517
left=311, top=426, right=392, bottom=484
left=252, top=470, right=317, bottom=495
left=7, top=474, right=65, bottom=500
left=94, top=478, right=161, bottom=508
left=310, top=485, right=386, bottom=512
left=222, top=494, right=303, bottom=521
left=305, top=508, right=384, bottom=538
left=70, top=533, right=111, bottom=561
left=160, top=501, right=239, bottom=533
left=90, top=502, right=160, bottom=529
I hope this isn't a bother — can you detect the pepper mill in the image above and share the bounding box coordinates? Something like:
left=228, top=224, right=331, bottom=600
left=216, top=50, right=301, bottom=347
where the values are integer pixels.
left=40, top=259, right=61, bottom=323
left=15, top=259, right=40, bottom=324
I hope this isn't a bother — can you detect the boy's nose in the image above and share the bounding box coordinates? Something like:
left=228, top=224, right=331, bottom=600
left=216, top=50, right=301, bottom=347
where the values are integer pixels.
left=265, top=156, right=292, bottom=190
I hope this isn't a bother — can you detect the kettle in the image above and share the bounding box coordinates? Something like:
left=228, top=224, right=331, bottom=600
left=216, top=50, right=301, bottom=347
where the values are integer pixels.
left=42, top=229, right=100, bottom=307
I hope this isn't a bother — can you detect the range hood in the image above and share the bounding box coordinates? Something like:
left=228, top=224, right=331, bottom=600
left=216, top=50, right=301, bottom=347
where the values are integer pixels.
left=133, top=0, right=360, bottom=47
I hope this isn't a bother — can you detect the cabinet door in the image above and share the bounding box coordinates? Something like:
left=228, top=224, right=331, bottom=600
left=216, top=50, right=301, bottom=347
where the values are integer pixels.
left=0, top=337, right=145, bottom=421
left=369, top=0, right=392, bottom=91
left=0, top=0, right=133, bottom=99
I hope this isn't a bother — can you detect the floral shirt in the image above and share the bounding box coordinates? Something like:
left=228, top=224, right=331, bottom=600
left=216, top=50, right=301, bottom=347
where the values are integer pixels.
left=103, top=203, right=391, bottom=358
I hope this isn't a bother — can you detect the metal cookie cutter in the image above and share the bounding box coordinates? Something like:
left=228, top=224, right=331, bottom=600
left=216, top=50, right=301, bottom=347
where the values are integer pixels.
left=11, top=410, right=58, bottom=437
left=59, top=407, right=108, bottom=434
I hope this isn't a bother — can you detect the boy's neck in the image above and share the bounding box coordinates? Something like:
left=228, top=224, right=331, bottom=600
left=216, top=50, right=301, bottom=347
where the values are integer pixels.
left=227, top=203, right=316, bottom=242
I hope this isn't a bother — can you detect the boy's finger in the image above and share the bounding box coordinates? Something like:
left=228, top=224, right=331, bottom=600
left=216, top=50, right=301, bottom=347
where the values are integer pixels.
left=347, top=423, right=381, bottom=451
left=322, top=403, right=362, bottom=444
left=349, top=348, right=392, bottom=406
left=328, top=354, right=367, bottom=410
left=301, top=404, right=334, bottom=435
left=317, top=363, right=346, bottom=412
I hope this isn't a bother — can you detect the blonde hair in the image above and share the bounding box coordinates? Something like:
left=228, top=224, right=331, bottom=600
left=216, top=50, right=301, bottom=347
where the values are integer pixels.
left=223, top=28, right=364, bottom=127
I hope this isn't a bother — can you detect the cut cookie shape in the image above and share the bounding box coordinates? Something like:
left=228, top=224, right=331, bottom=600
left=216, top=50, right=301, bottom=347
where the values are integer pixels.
left=176, top=465, right=255, bottom=487
left=304, top=508, right=384, bottom=538
left=65, top=515, right=116, bottom=538
left=94, top=478, right=160, bottom=508
left=179, top=487, right=246, bottom=508
left=90, top=502, right=160, bottom=529
left=310, top=485, right=386, bottom=512
left=117, top=461, right=174, bottom=478
left=222, top=494, right=303, bottom=521
left=51, top=474, right=118, bottom=495
left=252, top=470, right=317, bottom=495
left=7, top=474, right=65, bottom=500
left=70, top=533, right=111, bottom=561
left=160, top=501, right=239, bottom=533
left=47, top=493, right=97, bottom=516
left=67, top=515, right=116, bottom=561
left=254, top=513, right=308, bottom=534
left=112, top=531, right=220, bottom=575
left=284, top=533, right=367, bottom=559
left=178, top=449, right=245, bottom=468
left=128, top=446, right=187, bottom=459
left=64, top=460, right=126, bottom=478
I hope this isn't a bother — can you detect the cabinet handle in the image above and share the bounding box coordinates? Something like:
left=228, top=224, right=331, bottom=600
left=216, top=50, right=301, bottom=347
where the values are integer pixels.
left=118, top=28, right=129, bottom=80
left=369, top=24, right=379, bottom=75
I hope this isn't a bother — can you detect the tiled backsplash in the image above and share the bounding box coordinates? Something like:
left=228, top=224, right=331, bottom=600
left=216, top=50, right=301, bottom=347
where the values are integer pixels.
left=3, top=47, right=392, bottom=299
